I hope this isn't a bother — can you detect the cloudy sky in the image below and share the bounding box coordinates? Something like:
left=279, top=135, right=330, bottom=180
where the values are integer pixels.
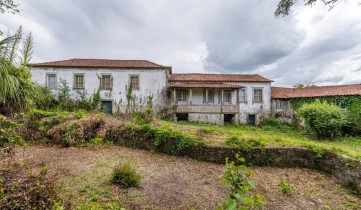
left=1, top=0, right=360, bottom=86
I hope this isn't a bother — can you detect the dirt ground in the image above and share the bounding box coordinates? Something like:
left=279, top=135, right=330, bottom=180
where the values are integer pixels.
left=4, top=145, right=361, bottom=209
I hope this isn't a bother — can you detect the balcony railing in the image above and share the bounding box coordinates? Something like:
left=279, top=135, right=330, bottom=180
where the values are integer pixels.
left=176, top=104, right=239, bottom=113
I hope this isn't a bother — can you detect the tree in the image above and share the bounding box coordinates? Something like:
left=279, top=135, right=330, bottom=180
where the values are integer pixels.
left=293, top=82, right=317, bottom=88
left=0, top=0, right=20, bottom=36
left=0, top=0, right=19, bottom=14
left=8, top=25, right=22, bottom=64
left=275, top=0, right=342, bottom=17
left=20, top=32, right=34, bottom=66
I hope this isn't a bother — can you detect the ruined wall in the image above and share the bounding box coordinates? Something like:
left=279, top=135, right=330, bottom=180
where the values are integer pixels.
left=271, top=99, right=294, bottom=124
left=188, top=113, right=224, bottom=125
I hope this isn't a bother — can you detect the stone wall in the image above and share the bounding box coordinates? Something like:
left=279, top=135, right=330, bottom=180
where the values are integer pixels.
left=105, top=125, right=361, bottom=193
left=188, top=113, right=224, bottom=125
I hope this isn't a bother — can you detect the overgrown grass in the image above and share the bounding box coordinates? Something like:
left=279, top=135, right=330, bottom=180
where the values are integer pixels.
left=158, top=120, right=361, bottom=160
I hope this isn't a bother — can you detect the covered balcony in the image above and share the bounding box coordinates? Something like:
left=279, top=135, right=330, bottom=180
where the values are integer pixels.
left=170, top=83, right=244, bottom=114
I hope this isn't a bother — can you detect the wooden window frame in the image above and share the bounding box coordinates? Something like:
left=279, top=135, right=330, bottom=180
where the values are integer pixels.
left=129, top=75, right=140, bottom=91
left=276, top=100, right=283, bottom=109
left=176, top=89, right=187, bottom=102
left=101, top=74, right=112, bottom=90
left=223, top=89, right=232, bottom=104
left=73, top=74, right=85, bottom=90
left=240, top=89, right=247, bottom=103
left=253, top=88, right=263, bottom=103
left=46, top=73, right=57, bottom=90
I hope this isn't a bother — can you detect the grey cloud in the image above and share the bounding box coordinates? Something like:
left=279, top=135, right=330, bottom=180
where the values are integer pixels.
left=202, top=0, right=304, bottom=73
left=1, top=0, right=361, bottom=86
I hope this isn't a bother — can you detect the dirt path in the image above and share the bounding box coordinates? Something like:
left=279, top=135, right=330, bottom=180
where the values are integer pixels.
left=6, top=145, right=361, bottom=209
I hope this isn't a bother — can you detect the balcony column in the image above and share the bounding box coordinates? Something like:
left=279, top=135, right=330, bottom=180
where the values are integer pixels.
left=205, top=89, right=208, bottom=104
left=221, top=89, right=224, bottom=105
left=173, top=88, right=177, bottom=105
left=173, top=88, right=177, bottom=122
left=236, top=89, right=240, bottom=105
left=189, top=89, right=192, bottom=105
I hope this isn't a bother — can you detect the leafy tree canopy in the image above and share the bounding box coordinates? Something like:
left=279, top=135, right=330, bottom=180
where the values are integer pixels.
left=275, top=0, right=342, bottom=17
left=0, top=0, right=19, bottom=14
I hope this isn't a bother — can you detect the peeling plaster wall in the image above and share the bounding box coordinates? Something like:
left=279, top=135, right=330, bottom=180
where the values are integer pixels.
left=271, top=99, right=294, bottom=124
left=30, top=67, right=169, bottom=113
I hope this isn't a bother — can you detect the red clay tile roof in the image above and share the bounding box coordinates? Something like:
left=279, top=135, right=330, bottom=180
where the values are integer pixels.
left=272, top=84, right=361, bottom=99
left=29, top=58, right=171, bottom=70
left=170, top=83, right=245, bottom=89
left=170, top=73, right=273, bottom=82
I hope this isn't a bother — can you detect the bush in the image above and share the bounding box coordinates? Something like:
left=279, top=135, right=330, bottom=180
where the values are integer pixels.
left=105, top=123, right=198, bottom=155
left=221, top=154, right=265, bottom=209
left=0, top=163, right=63, bottom=209
left=260, top=118, right=282, bottom=128
left=111, top=162, right=141, bottom=188
left=299, top=100, right=348, bottom=139
left=32, top=84, right=56, bottom=110
left=0, top=115, right=25, bottom=157
left=48, top=115, right=106, bottom=147
left=225, top=136, right=265, bottom=150
left=279, top=180, right=292, bottom=194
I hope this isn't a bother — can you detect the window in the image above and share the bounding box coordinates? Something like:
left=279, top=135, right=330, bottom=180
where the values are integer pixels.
left=207, top=89, right=214, bottom=103
left=240, top=89, right=247, bottom=103
left=130, top=75, right=139, bottom=90
left=276, top=100, right=283, bottom=109
left=101, top=75, right=112, bottom=90
left=253, top=88, right=263, bottom=103
left=177, top=89, right=187, bottom=102
left=46, top=74, right=57, bottom=90
left=223, top=90, right=232, bottom=103
left=203, top=89, right=214, bottom=104
left=74, top=74, right=84, bottom=89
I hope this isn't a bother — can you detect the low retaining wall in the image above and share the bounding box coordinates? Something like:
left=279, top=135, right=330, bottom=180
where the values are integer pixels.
left=105, top=127, right=361, bottom=193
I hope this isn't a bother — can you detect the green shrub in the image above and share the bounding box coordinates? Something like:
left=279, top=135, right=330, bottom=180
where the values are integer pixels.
left=0, top=163, right=63, bottom=209
left=299, top=100, right=348, bottom=139
left=0, top=114, right=25, bottom=156
left=225, top=136, right=265, bottom=150
left=48, top=116, right=106, bottom=147
left=221, top=154, right=265, bottom=209
left=74, top=109, right=87, bottom=119
left=90, top=137, right=104, bottom=145
left=32, top=84, right=56, bottom=109
left=260, top=118, right=282, bottom=128
left=111, top=162, right=141, bottom=188
left=279, top=180, right=292, bottom=194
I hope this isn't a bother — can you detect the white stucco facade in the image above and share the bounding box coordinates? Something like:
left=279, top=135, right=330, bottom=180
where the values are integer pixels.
left=30, top=60, right=272, bottom=125
left=173, top=82, right=271, bottom=125
left=30, top=67, right=170, bottom=113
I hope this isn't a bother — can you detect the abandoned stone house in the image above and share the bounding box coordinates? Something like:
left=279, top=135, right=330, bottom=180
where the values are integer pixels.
left=30, top=59, right=171, bottom=114
left=29, top=58, right=361, bottom=125
left=169, top=74, right=272, bottom=125
left=271, top=84, right=361, bottom=124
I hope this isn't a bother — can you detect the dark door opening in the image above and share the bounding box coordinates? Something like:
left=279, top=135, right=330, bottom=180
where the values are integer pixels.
left=224, top=114, right=235, bottom=124
left=101, top=101, right=113, bottom=114
left=176, top=113, right=188, bottom=121
left=248, top=114, right=256, bottom=126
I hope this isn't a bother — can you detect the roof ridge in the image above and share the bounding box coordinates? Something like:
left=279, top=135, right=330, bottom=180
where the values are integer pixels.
left=171, top=73, right=259, bottom=75
left=68, top=58, right=155, bottom=62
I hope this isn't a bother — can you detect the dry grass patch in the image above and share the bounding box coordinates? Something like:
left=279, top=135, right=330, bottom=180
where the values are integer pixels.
left=2, top=145, right=360, bottom=209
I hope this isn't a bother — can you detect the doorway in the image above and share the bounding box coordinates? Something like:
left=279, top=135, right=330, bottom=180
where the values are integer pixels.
left=248, top=114, right=256, bottom=126
left=101, top=101, right=113, bottom=114
left=224, top=114, right=235, bottom=124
